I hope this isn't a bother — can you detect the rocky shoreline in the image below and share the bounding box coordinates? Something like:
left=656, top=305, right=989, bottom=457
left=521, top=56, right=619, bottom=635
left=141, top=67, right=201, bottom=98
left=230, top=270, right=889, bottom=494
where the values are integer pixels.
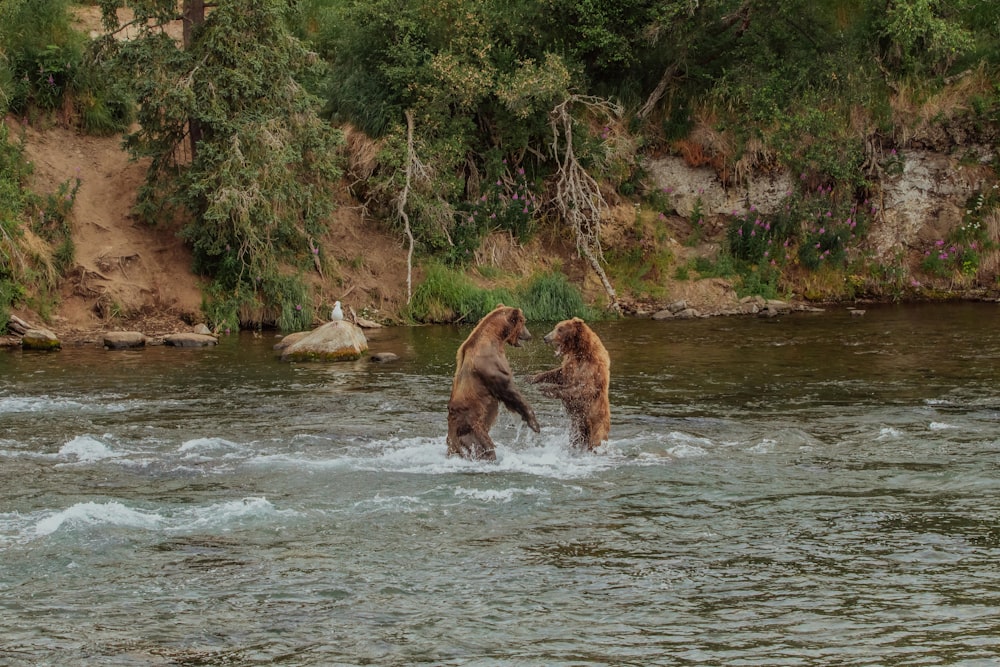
left=5, top=293, right=1000, bottom=354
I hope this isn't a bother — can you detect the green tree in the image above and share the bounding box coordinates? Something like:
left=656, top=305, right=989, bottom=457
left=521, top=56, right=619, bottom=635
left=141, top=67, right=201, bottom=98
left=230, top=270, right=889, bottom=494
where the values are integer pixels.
left=95, top=0, right=342, bottom=330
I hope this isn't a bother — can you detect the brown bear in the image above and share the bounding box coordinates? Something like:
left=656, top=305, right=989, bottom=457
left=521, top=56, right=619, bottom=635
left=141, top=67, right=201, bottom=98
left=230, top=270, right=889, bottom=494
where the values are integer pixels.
left=447, top=304, right=541, bottom=461
left=526, top=317, right=610, bottom=451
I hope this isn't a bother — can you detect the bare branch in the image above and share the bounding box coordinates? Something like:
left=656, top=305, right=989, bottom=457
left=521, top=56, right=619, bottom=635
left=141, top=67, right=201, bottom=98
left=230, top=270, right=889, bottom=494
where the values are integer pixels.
left=395, top=110, right=418, bottom=304
left=548, top=95, right=621, bottom=312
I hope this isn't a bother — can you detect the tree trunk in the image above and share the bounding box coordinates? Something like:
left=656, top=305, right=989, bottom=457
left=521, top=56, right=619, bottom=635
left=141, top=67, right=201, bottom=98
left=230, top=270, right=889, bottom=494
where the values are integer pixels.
left=182, top=0, right=205, bottom=159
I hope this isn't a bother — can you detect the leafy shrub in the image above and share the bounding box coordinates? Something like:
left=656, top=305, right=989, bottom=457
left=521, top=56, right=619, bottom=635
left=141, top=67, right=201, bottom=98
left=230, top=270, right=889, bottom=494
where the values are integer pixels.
left=921, top=186, right=997, bottom=278
left=796, top=186, right=874, bottom=270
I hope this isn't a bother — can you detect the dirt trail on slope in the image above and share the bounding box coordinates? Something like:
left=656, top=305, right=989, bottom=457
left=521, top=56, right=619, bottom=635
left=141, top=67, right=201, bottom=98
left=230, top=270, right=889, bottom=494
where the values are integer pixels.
left=13, top=118, right=205, bottom=339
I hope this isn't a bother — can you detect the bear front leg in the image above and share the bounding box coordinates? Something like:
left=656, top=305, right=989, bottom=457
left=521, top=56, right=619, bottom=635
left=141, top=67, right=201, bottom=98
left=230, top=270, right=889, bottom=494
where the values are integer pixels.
left=481, top=365, right=540, bottom=433
left=496, top=386, right=540, bottom=433
left=527, top=367, right=564, bottom=386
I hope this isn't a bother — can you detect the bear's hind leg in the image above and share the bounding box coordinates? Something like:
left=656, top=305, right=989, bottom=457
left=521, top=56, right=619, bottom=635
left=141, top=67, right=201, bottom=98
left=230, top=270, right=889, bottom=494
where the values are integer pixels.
left=450, top=429, right=497, bottom=461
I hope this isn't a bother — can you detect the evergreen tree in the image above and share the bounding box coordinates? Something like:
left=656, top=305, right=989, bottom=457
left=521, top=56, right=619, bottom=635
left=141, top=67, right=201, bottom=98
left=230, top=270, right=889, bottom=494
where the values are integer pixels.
left=95, top=0, right=342, bottom=330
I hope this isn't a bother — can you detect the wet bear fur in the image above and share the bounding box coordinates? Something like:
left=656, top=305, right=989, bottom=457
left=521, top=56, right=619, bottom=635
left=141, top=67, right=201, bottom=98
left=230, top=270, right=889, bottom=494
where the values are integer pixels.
left=447, top=305, right=540, bottom=461
left=527, top=317, right=610, bottom=450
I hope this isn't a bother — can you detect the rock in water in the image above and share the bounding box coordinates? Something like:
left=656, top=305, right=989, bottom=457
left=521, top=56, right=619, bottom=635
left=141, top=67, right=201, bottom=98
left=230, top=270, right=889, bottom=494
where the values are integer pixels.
left=21, top=328, right=61, bottom=351
left=103, top=331, right=147, bottom=350
left=164, top=333, right=219, bottom=348
left=280, top=321, right=368, bottom=362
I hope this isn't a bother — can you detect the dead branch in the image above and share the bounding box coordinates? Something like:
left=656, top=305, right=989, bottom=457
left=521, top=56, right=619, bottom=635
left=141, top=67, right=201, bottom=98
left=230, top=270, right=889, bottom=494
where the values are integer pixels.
left=549, top=95, right=621, bottom=312
left=395, top=110, right=418, bottom=304
left=637, top=63, right=680, bottom=121
left=8, top=314, right=34, bottom=336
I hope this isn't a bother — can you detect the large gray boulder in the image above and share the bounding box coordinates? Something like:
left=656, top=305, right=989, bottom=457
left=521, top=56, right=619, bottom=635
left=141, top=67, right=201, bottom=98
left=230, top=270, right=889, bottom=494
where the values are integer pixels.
left=280, top=321, right=368, bottom=362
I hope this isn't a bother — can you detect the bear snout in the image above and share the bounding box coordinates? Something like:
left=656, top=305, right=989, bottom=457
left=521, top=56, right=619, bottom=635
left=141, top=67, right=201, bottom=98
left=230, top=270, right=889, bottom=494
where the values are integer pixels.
left=515, top=326, right=532, bottom=346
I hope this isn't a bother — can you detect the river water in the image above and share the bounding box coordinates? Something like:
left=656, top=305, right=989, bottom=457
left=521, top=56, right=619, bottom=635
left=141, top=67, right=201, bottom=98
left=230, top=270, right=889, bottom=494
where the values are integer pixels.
left=1, top=302, right=999, bottom=666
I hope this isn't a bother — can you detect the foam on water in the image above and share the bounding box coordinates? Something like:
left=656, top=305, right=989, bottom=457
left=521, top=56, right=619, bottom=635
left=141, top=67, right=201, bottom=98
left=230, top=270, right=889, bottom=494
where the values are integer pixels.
left=34, top=500, right=163, bottom=536
left=178, top=436, right=249, bottom=461
left=245, top=432, right=635, bottom=480
left=58, top=435, right=120, bottom=463
left=0, top=393, right=138, bottom=415
left=0, top=395, right=86, bottom=414
left=8, top=496, right=294, bottom=545
left=181, top=496, right=294, bottom=530
left=453, top=486, right=547, bottom=503
left=929, top=421, right=960, bottom=431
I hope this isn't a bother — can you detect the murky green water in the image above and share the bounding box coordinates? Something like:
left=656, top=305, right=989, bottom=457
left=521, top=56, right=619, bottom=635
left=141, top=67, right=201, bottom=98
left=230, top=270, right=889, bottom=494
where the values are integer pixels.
left=2, top=303, right=999, bottom=665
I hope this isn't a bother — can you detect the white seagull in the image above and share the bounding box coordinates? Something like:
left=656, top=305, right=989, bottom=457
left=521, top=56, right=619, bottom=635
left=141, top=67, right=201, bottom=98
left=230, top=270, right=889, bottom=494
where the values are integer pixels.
left=330, top=301, right=344, bottom=321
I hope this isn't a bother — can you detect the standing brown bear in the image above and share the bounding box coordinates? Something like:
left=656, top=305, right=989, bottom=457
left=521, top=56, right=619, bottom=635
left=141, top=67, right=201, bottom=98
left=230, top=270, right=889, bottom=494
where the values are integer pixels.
left=526, top=317, right=610, bottom=451
left=447, top=304, right=540, bottom=461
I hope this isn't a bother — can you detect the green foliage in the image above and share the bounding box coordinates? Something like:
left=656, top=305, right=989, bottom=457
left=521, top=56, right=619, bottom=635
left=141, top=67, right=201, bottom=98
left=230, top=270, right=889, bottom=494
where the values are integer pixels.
left=606, top=239, right=672, bottom=299
left=0, top=124, right=31, bottom=324
left=1, top=0, right=81, bottom=114
left=0, top=121, right=76, bottom=323
left=879, top=0, right=975, bottom=76
left=920, top=186, right=998, bottom=278
left=727, top=204, right=797, bottom=266
left=96, top=0, right=342, bottom=330
left=32, top=176, right=80, bottom=274
left=519, top=271, right=594, bottom=321
left=796, top=186, right=874, bottom=270
left=735, top=263, right=781, bottom=300
left=406, top=263, right=515, bottom=323
left=453, top=162, right=538, bottom=265
left=0, top=0, right=131, bottom=132
left=406, top=264, right=591, bottom=323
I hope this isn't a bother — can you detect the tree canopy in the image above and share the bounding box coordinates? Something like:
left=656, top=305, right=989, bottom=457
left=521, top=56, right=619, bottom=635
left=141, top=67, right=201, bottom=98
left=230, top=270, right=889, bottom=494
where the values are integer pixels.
left=2, top=0, right=998, bottom=327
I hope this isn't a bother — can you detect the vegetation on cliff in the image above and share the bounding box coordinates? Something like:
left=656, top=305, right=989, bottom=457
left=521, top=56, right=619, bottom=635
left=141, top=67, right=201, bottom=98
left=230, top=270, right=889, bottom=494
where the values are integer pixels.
left=2, top=0, right=999, bottom=332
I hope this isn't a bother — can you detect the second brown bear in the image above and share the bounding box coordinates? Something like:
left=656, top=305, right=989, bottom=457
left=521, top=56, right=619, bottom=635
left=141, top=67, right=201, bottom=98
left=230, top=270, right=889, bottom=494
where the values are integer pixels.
left=527, top=317, right=611, bottom=451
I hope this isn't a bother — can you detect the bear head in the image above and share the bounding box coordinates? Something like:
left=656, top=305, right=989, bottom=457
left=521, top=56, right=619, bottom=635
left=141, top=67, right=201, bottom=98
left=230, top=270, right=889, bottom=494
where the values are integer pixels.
left=542, top=317, right=588, bottom=357
left=489, top=304, right=533, bottom=347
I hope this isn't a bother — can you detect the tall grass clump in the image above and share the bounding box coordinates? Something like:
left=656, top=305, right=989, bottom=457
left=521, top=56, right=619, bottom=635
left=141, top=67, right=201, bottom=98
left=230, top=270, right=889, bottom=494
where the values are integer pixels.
left=519, top=271, right=594, bottom=322
left=407, top=265, right=594, bottom=324
left=407, top=263, right=515, bottom=323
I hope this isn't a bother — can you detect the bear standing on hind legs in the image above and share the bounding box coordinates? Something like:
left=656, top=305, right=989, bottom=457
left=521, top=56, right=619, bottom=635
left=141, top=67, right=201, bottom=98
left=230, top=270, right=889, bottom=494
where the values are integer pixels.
left=447, top=305, right=540, bottom=461
left=526, top=317, right=610, bottom=451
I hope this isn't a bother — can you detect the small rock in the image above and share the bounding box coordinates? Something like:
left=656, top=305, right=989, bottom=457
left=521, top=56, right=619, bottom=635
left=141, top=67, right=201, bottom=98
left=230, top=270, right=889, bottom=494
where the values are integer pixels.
left=103, top=331, right=147, bottom=349
left=850, top=309, right=866, bottom=316
left=192, top=323, right=213, bottom=335
left=370, top=352, right=399, bottom=363
left=650, top=309, right=674, bottom=320
left=164, top=333, right=218, bottom=348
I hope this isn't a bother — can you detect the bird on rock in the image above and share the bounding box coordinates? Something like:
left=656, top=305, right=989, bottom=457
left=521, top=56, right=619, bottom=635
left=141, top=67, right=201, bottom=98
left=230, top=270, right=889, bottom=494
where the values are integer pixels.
left=331, top=301, right=344, bottom=322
